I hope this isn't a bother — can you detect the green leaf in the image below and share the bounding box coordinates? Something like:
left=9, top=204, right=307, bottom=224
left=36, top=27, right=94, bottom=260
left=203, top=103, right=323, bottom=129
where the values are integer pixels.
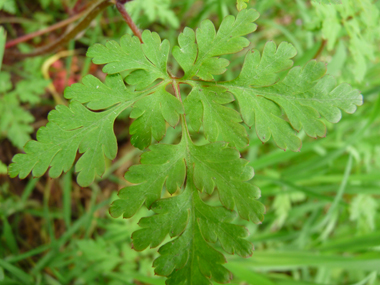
left=350, top=194, right=379, bottom=233
left=0, top=161, right=7, bottom=174
left=0, top=26, right=5, bottom=70
left=154, top=192, right=233, bottom=285
left=40, top=0, right=61, bottom=9
left=0, top=78, right=34, bottom=149
left=8, top=73, right=175, bottom=185
left=0, top=96, right=34, bottom=149
left=87, top=30, right=170, bottom=87
left=173, top=9, right=259, bottom=80
left=64, top=74, right=134, bottom=110
left=0, top=70, right=43, bottom=149
left=196, top=200, right=253, bottom=258
left=130, top=160, right=254, bottom=258
left=149, top=183, right=255, bottom=284
left=0, top=71, right=12, bottom=93
left=9, top=101, right=132, bottom=186
left=0, top=0, right=17, bottom=14
left=127, top=0, right=179, bottom=29
left=131, top=190, right=190, bottom=251
left=111, top=138, right=265, bottom=220
left=8, top=8, right=364, bottom=285
left=15, top=78, right=49, bottom=104
left=236, top=0, right=249, bottom=11
left=312, top=0, right=378, bottom=82
left=232, top=41, right=297, bottom=87
left=111, top=137, right=264, bottom=284
left=184, top=85, right=248, bottom=148
left=225, top=42, right=362, bottom=150
left=109, top=143, right=186, bottom=218
left=253, top=61, right=362, bottom=132
left=190, top=142, right=265, bottom=223
left=129, top=86, right=183, bottom=150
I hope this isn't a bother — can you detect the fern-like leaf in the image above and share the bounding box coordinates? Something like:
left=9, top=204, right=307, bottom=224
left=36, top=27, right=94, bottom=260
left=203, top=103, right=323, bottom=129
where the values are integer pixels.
left=173, top=9, right=259, bottom=80
left=224, top=41, right=362, bottom=150
left=111, top=135, right=264, bottom=284
left=184, top=85, right=248, bottom=148
left=9, top=8, right=362, bottom=285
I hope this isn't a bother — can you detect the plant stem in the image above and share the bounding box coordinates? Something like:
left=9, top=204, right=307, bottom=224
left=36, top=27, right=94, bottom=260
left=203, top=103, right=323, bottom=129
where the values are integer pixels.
left=171, top=80, right=183, bottom=102
left=313, top=39, right=327, bottom=59
left=41, top=49, right=80, bottom=106
left=172, top=79, right=191, bottom=141
left=5, top=8, right=88, bottom=49
left=5, top=0, right=113, bottom=58
left=0, top=17, right=35, bottom=24
left=5, top=0, right=142, bottom=57
left=116, top=0, right=143, bottom=43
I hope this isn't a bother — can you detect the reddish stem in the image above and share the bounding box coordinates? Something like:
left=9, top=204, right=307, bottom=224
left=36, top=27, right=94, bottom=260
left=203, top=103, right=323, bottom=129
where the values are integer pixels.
left=6, top=0, right=113, bottom=58
left=5, top=9, right=87, bottom=49
left=5, top=0, right=142, bottom=57
left=116, top=0, right=143, bottom=43
left=313, top=39, right=327, bottom=59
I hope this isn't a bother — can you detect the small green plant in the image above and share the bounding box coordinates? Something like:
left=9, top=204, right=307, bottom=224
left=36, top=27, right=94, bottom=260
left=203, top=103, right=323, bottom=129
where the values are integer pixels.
left=0, top=25, right=49, bottom=151
left=0, top=71, right=49, bottom=149
left=310, top=0, right=380, bottom=82
left=8, top=6, right=362, bottom=285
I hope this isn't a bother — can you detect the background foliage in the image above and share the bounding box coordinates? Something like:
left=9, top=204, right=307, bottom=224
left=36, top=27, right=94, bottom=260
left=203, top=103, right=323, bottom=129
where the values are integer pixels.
left=1, top=0, right=380, bottom=284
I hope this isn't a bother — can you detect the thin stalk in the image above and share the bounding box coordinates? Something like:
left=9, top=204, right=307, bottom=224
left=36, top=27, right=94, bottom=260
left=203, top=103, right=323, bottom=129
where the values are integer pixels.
left=41, top=49, right=81, bottom=105
left=172, top=79, right=191, bottom=142
left=171, top=79, right=183, bottom=102
left=116, top=0, right=143, bottom=42
left=5, top=0, right=141, bottom=57
left=43, top=179, right=55, bottom=245
left=62, top=168, right=73, bottom=229
left=5, top=9, right=87, bottom=49
left=5, top=0, right=113, bottom=58
left=0, top=17, right=35, bottom=25
left=313, top=39, right=327, bottom=59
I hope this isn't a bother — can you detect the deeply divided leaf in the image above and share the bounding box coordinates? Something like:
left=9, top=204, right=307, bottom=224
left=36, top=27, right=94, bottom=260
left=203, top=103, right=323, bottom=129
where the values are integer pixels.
left=129, top=86, right=183, bottom=150
left=109, top=143, right=186, bottom=218
left=9, top=8, right=363, bottom=285
left=184, top=86, right=248, bottom=148
left=225, top=41, right=363, bottom=150
left=64, top=74, right=133, bottom=110
left=173, top=9, right=259, bottom=80
left=9, top=101, right=125, bottom=186
left=111, top=138, right=264, bottom=284
left=87, top=30, right=170, bottom=87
